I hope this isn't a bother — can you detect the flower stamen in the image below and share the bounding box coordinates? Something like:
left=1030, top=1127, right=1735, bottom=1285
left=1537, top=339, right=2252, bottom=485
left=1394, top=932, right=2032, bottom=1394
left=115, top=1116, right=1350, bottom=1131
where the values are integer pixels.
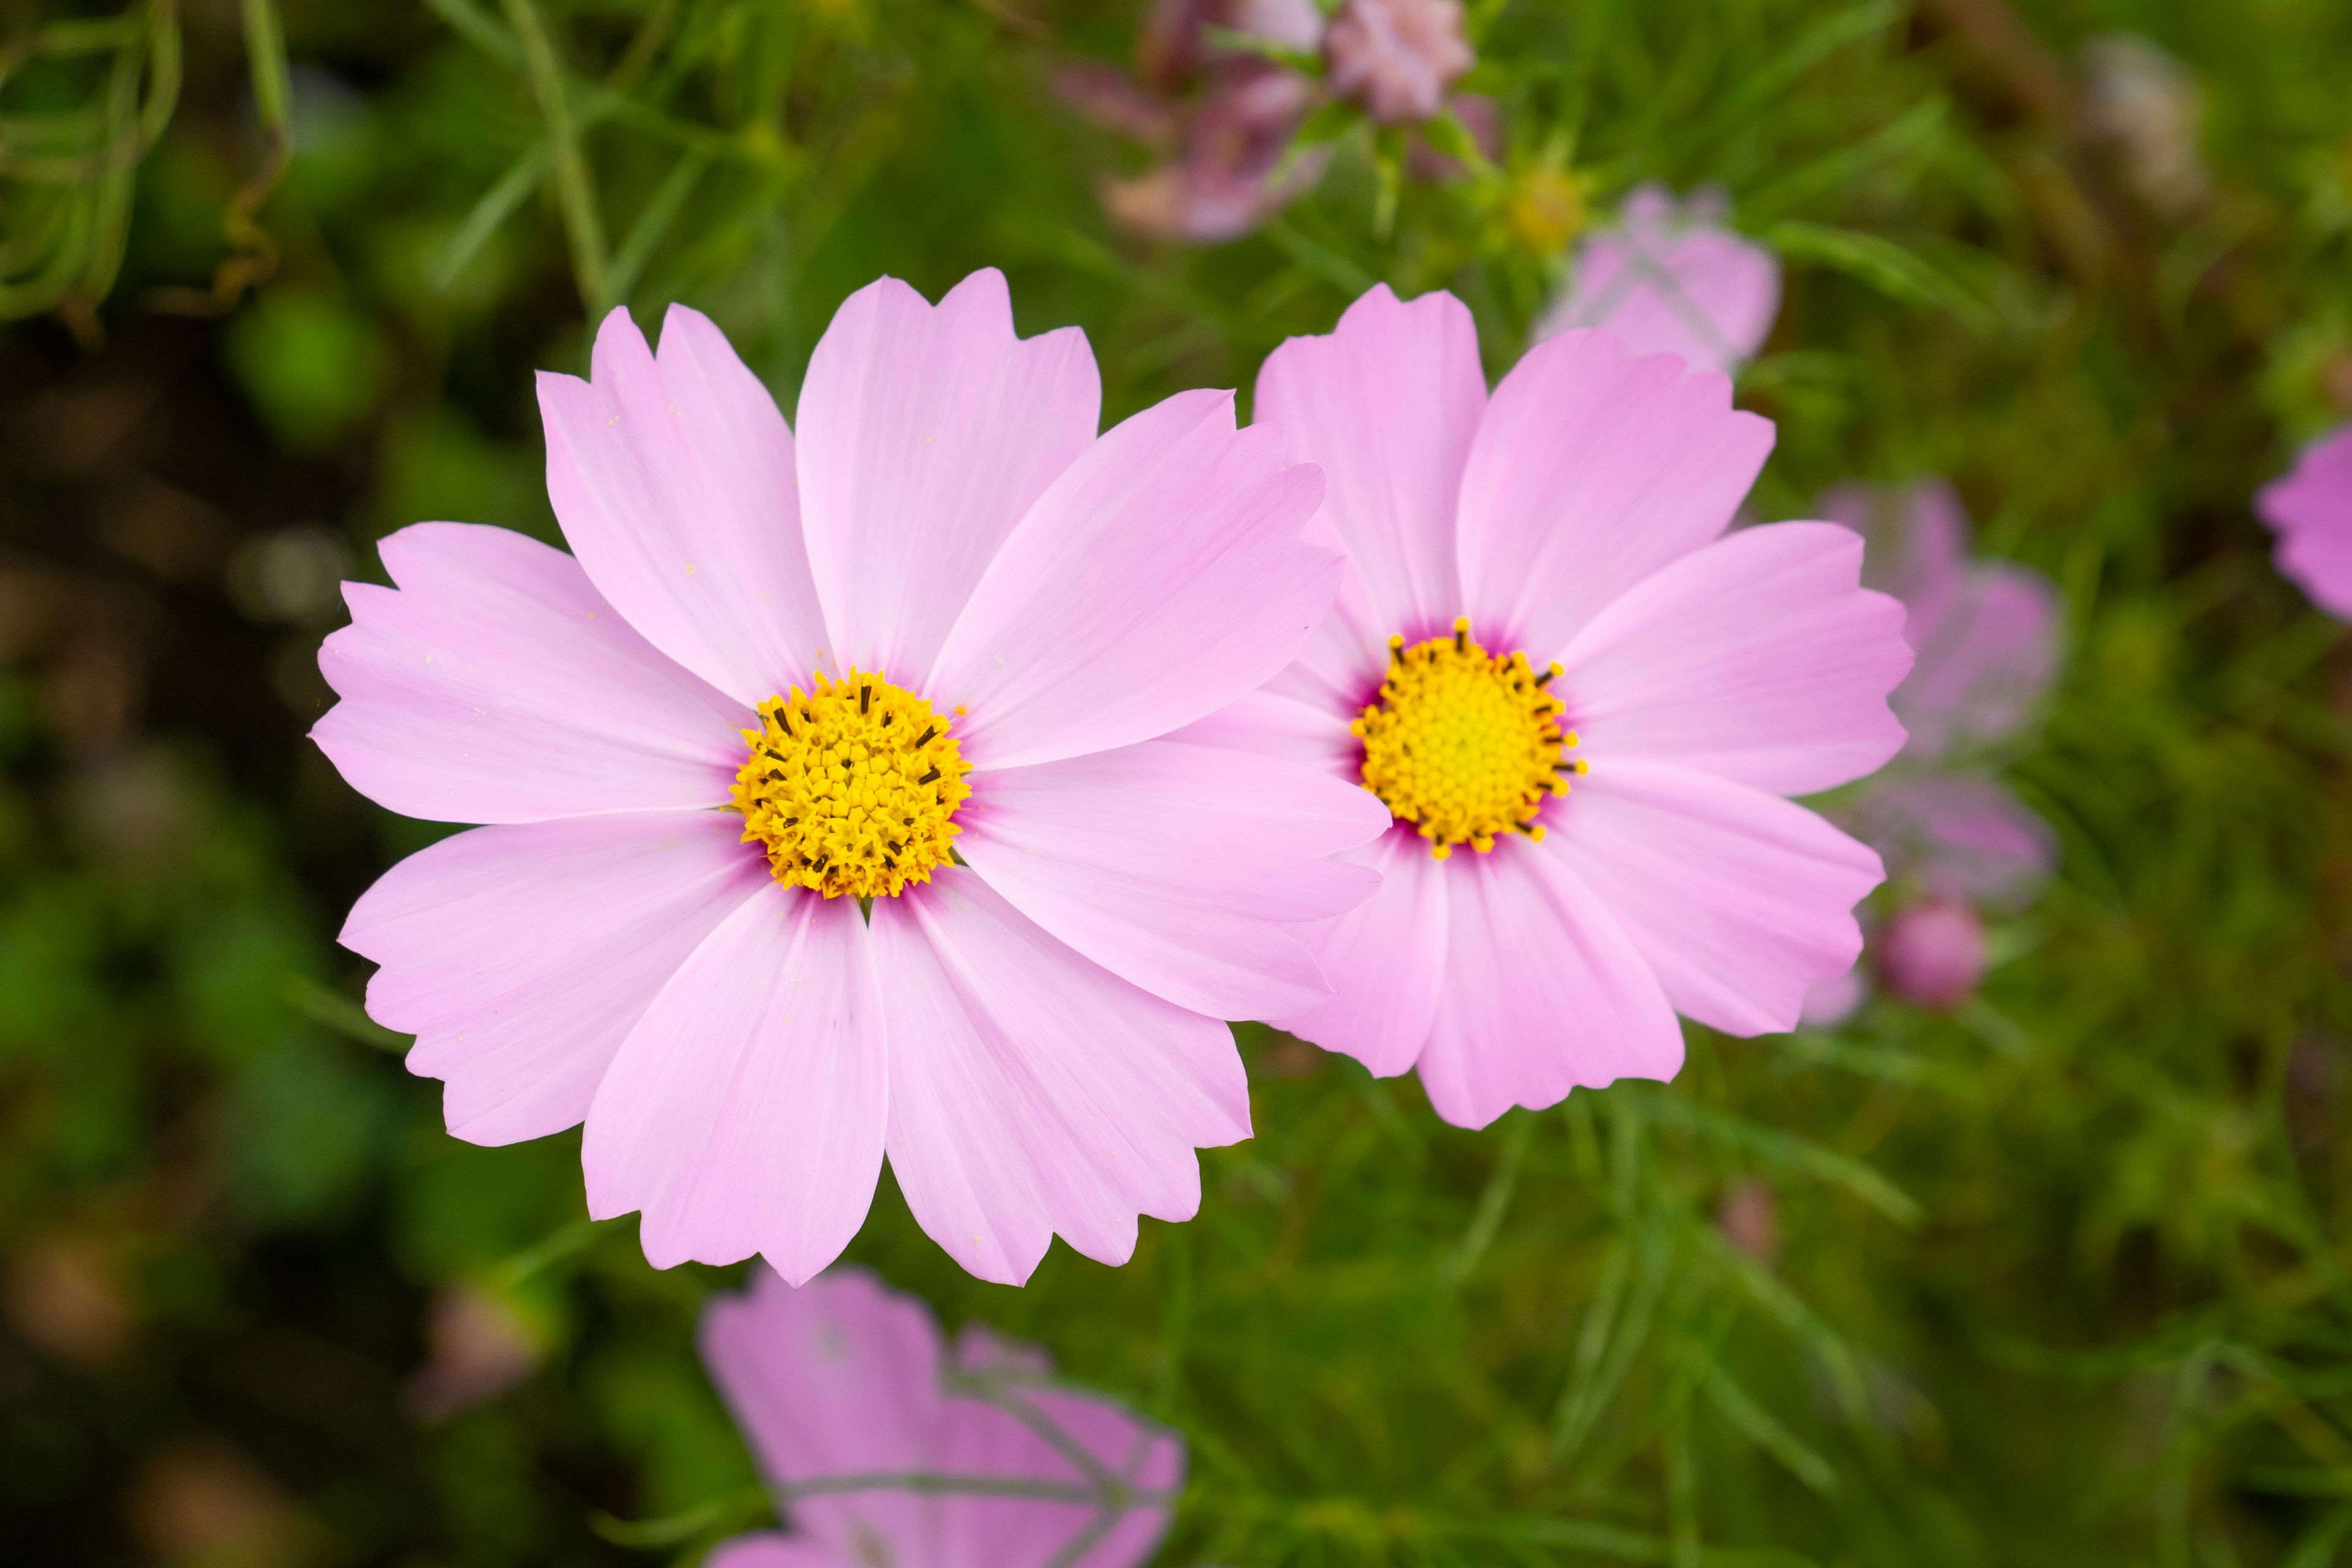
left=1351, top=617, right=1582, bottom=859
left=731, top=669, right=971, bottom=899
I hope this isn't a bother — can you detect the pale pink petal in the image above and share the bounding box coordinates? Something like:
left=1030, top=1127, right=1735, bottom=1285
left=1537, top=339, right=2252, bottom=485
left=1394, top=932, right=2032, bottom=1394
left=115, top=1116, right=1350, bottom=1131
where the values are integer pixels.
left=314, top=523, right=751, bottom=823
left=796, top=270, right=1101, bottom=688
left=1455, top=329, right=1774, bottom=661
left=537, top=306, right=827, bottom=706
left=930, top=390, right=1335, bottom=770
left=1547, top=760, right=1885, bottom=1037
left=2256, top=423, right=2352, bottom=620
left=1414, top=842, right=1683, bottom=1129
left=1167, top=686, right=1361, bottom=778
left=583, top=887, right=884, bottom=1283
left=1557, top=522, right=1912, bottom=796
left=1252, top=283, right=1484, bottom=636
left=341, top=811, right=766, bottom=1146
left=956, top=741, right=1388, bottom=1019
left=704, top=1536, right=840, bottom=1568
left=872, top=870, right=1250, bottom=1285
left=1271, top=826, right=1450, bottom=1077
left=936, top=1374, right=1184, bottom=1568
left=1539, top=183, right=1782, bottom=375
left=1846, top=771, right=2057, bottom=909
left=701, top=1268, right=942, bottom=1562
left=1800, top=965, right=1868, bottom=1028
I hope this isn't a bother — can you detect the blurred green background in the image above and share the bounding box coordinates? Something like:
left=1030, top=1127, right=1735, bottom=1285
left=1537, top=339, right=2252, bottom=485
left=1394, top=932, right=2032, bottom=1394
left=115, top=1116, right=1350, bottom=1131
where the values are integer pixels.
left=7, top=0, right=2352, bottom=1563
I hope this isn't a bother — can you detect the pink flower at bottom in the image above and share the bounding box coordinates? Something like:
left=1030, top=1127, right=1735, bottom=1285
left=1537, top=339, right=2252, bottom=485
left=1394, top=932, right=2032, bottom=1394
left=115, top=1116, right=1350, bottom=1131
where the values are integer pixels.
left=2256, top=423, right=2352, bottom=620
left=1538, top=184, right=1781, bottom=376
left=1180, top=285, right=1913, bottom=1128
left=314, top=270, right=1391, bottom=1286
left=702, top=1268, right=1182, bottom=1568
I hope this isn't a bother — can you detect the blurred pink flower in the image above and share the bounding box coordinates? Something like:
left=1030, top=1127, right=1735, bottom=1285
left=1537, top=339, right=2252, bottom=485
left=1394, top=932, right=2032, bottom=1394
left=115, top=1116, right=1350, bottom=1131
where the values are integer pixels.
left=701, top=1268, right=1182, bottom=1568
left=1324, top=0, right=1474, bottom=125
left=2255, top=423, right=2352, bottom=620
left=406, top=1283, right=543, bottom=1422
left=314, top=270, right=1389, bottom=1286
left=1537, top=184, right=1781, bottom=375
left=1181, top=285, right=1912, bottom=1127
left=1877, top=900, right=1988, bottom=1010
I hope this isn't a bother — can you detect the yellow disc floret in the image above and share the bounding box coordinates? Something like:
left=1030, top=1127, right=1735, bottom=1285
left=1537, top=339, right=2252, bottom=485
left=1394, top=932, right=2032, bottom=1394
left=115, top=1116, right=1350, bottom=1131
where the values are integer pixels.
left=1352, top=618, right=1586, bottom=859
left=731, top=668, right=971, bottom=900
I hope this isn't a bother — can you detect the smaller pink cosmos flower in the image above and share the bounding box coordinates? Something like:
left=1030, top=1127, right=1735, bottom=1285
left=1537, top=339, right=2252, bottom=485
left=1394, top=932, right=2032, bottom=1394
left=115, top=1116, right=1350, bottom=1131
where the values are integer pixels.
left=1323, top=0, right=1474, bottom=125
left=2255, top=423, right=2352, bottom=621
left=1876, top=900, right=1987, bottom=1010
left=701, top=1268, right=1182, bottom=1568
left=1537, top=184, right=1781, bottom=376
left=1180, top=285, right=1913, bottom=1128
left=315, top=270, right=1389, bottom=1287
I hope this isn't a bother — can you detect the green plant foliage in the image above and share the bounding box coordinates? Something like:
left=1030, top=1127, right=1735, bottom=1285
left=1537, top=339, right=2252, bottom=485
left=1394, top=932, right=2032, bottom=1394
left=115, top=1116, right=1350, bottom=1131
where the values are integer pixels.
left=6, top=0, right=2352, bottom=1564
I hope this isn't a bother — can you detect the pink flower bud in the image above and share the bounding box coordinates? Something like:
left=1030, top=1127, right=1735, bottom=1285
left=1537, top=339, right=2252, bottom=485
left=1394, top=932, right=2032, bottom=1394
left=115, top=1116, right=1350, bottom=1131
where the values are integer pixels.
left=1878, top=900, right=1988, bottom=1010
left=1324, top=0, right=1474, bottom=124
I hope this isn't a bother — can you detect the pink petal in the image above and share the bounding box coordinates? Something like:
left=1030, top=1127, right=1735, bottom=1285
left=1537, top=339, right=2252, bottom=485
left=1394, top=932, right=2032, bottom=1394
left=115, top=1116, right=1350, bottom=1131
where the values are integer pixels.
left=701, top=1268, right=943, bottom=1562
left=314, top=523, right=751, bottom=823
left=341, top=810, right=766, bottom=1146
left=537, top=306, right=828, bottom=706
left=704, top=1537, right=839, bottom=1568
left=582, top=886, right=885, bottom=1283
left=1540, top=183, right=1782, bottom=374
left=930, top=389, right=1335, bottom=769
left=2256, top=423, right=2352, bottom=620
left=796, top=270, right=1101, bottom=688
left=1455, top=328, right=1775, bottom=662
left=935, top=1375, right=1184, bottom=1568
left=1413, top=841, right=1683, bottom=1129
left=871, top=870, right=1250, bottom=1285
left=1558, top=522, right=1912, bottom=796
left=1846, top=771, right=2056, bottom=910
left=1253, top=283, right=1484, bottom=636
left=1270, top=825, right=1451, bottom=1077
left=1547, top=760, right=1885, bottom=1037
left=1896, top=564, right=2062, bottom=763
left=956, top=741, right=1389, bottom=1019
left=1167, top=685, right=1362, bottom=777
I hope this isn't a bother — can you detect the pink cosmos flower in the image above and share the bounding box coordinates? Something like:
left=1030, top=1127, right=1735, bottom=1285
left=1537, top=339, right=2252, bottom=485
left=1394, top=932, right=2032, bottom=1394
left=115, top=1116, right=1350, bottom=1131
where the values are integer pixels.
left=1537, top=184, right=1782, bottom=376
left=1876, top=900, right=1987, bottom=1011
left=2255, top=423, right=2352, bottom=620
left=1178, top=285, right=1913, bottom=1128
left=703, top=1268, right=1182, bottom=1568
left=314, top=270, right=1390, bottom=1286
left=1323, top=0, right=1474, bottom=125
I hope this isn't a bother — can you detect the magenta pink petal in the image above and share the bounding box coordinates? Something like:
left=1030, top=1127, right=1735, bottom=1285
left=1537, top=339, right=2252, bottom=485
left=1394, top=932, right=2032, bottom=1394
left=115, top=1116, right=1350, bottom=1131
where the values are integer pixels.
left=1271, top=826, right=1452, bottom=1077
left=1547, top=760, right=1884, bottom=1037
left=955, top=740, right=1387, bottom=1019
left=1414, top=841, right=1683, bottom=1129
left=1558, top=522, right=1912, bottom=796
left=796, top=270, right=1102, bottom=688
left=1454, top=329, right=1774, bottom=662
left=930, top=389, right=1335, bottom=770
left=2256, top=423, right=2352, bottom=620
left=536, top=306, right=828, bottom=706
left=341, top=810, right=766, bottom=1147
left=314, top=523, right=751, bottom=823
left=870, top=870, right=1250, bottom=1285
left=582, top=886, right=884, bottom=1283
left=1253, top=282, right=1484, bottom=635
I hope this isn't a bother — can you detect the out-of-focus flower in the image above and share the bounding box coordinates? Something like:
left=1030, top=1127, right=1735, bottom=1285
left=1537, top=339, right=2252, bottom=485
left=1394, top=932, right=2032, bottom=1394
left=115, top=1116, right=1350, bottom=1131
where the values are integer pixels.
left=1180, top=285, right=1912, bottom=1128
left=132, top=1438, right=327, bottom=1568
left=1877, top=900, right=1988, bottom=1010
left=315, top=270, right=1385, bottom=1286
left=1537, top=184, right=1781, bottom=375
left=405, top=1283, right=545, bottom=1422
left=1505, top=165, right=1586, bottom=255
left=1065, top=0, right=1329, bottom=243
left=701, top=1268, right=1183, bottom=1568
left=1324, top=0, right=1474, bottom=125
left=2255, top=423, right=2352, bottom=620
left=2082, top=33, right=2209, bottom=219
left=1801, top=481, right=2062, bottom=1020
left=1716, top=1177, right=1779, bottom=1264
left=4, top=1230, right=137, bottom=1367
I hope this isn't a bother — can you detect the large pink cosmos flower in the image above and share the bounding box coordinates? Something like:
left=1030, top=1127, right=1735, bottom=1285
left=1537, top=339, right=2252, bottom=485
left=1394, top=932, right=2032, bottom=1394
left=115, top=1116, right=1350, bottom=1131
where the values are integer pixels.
left=703, top=1268, right=1181, bottom=1568
left=1536, top=184, right=1781, bottom=376
left=2256, top=423, right=2352, bottom=620
left=1180, top=285, right=1912, bottom=1128
left=313, top=269, right=1390, bottom=1286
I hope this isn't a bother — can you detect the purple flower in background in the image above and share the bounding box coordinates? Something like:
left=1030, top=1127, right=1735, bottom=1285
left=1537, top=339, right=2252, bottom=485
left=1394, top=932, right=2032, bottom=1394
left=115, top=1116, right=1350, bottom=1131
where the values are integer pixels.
left=1804, top=480, right=2063, bottom=1019
left=701, top=1269, right=1183, bottom=1568
left=1324, top=0, right=1475, bottom=125
left=1537, top=184, right=1781, bottom=375
left=2255, top=423, right=2352, bottom=621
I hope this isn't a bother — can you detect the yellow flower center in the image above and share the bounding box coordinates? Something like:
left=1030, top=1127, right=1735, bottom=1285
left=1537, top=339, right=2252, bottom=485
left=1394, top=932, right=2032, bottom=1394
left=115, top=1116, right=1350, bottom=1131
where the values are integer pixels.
left=1352, top=618, right=1585, bottom=859
left=730, top=669, right=971, bottom=900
